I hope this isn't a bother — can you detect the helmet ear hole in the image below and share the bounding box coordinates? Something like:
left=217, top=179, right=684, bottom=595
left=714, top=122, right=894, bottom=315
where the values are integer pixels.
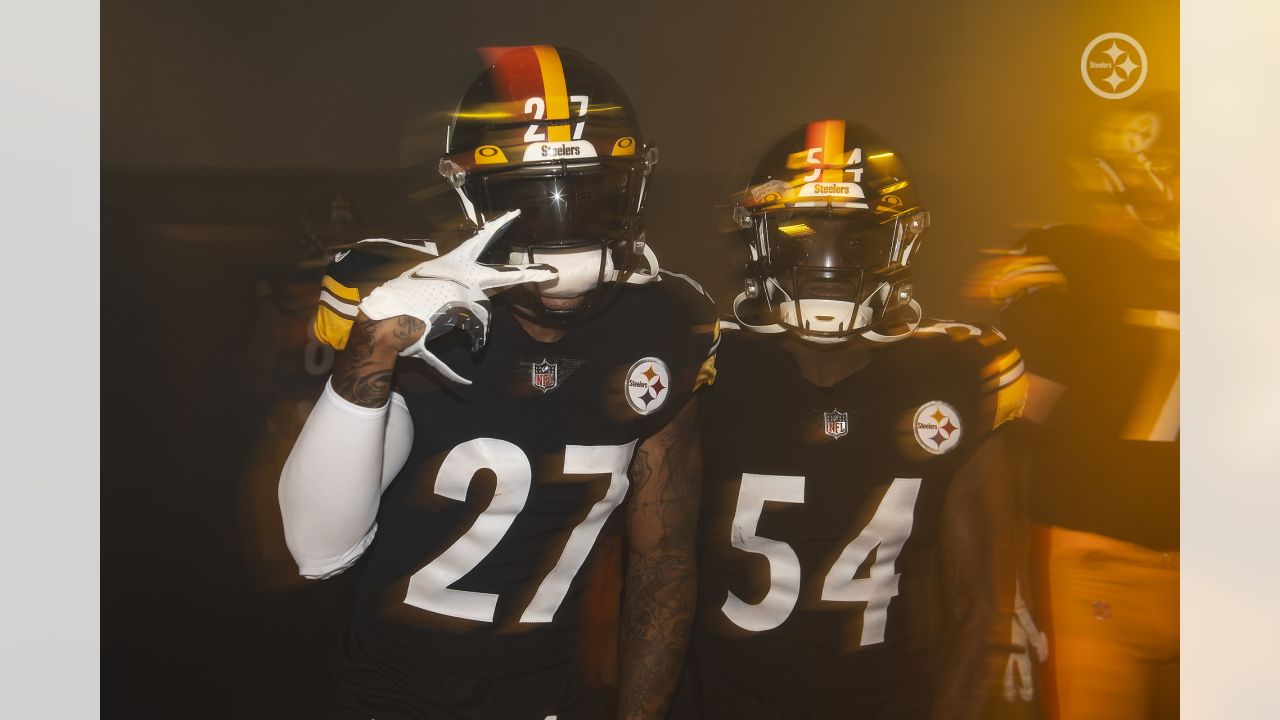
left=643, top=147, right=660, bottom=176
left=438, top=159, right=466, bottom=188
left=907, top=211, right=931, bottom=234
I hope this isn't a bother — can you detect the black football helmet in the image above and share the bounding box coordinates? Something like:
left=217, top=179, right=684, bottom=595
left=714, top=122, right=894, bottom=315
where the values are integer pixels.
left=732, top=119, right=930, bottom=344
left=438, top=45, right=660, bottom=321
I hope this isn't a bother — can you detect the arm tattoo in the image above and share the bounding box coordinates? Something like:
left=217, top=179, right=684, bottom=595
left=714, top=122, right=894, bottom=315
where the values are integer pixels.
left=330, top=315, right=423, bottom=407
left=618, top=401, right=700, bottom=720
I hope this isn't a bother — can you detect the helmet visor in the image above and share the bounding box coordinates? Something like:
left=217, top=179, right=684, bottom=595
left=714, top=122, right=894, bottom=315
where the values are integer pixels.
left=465, top=167, right=639, bottom=250
left=764, top=213, right=899, bottom=272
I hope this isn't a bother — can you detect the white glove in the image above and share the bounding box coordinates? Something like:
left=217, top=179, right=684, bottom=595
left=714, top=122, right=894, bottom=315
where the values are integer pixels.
left=359, top=210, right=556, bottom=385
left=1003, top=579, right=1050, bottom=702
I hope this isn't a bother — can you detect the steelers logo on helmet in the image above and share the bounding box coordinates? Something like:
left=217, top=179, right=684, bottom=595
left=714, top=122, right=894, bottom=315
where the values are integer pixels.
left=624, top=357, right=671, bottom=415
left=436, top=46, right=661, bottom=324
left=912, top=401, right=963, bottom=455
left=730, top=119, right=931, bottom=346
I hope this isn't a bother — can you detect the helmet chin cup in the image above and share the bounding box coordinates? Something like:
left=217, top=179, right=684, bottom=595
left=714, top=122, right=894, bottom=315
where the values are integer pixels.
left=510, top=246, right=616, bottom=298
left=778, top=298, right=873, bottom=336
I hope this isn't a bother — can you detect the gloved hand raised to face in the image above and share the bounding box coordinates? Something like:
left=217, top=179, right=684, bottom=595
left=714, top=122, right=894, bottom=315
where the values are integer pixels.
left=359, top=210, right=556, bottom=385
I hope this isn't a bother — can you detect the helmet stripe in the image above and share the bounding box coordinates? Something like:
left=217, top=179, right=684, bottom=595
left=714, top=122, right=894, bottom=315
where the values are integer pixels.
left=487, top=45, right=544, bottom=104
left=531, top=45, right=572, bottom=141
left=821, top=119, right=846, bottom=183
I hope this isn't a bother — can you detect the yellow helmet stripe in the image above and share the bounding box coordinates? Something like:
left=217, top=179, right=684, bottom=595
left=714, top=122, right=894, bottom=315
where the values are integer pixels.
left=532, top=45, right=572, bottom=142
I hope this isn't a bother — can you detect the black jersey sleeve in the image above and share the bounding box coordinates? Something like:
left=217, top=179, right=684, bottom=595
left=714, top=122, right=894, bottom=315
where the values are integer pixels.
left=1000, top=286, right=1074, bottom=385
left=633, top=271, right=718, bottom=434
left=668, top=271, right=720, bottom=393
left=913, top=319, right=1029, bottom=441
left=965, top=226, right=1081, bottom=386
left=313, top=239, right=439, bottom=350
left=975, top=325, right=1030, bottom=435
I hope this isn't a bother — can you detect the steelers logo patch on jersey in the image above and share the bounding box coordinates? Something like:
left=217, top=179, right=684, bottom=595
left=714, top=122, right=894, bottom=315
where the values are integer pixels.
left=625, top=357, right=671, bottom=415
left=913, top=401, right=963, bottom=454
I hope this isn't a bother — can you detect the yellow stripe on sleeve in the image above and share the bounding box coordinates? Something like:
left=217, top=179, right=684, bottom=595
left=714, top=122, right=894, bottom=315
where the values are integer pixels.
left=314, top=305, right=355, bottom=351
left=321, top=275, right=361, bottom=303
left=992, top=373, right=1028, bottom=429
left=695, top=353, right=718, bottom=391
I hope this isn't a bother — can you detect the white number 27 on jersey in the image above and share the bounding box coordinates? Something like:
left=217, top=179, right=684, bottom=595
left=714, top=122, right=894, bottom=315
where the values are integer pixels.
left=404, top=438, right=634, bottom=624
left=722, top=475, right=921, bottom=646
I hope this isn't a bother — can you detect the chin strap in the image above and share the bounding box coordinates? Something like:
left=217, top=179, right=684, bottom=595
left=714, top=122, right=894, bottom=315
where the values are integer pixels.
left=453, top=186, right=480, bottom=226
left=732, top=291, right=787, bottom=334
left=862, top=299, right=923, bottom=343
left=609, top=242, right=661, bottom=285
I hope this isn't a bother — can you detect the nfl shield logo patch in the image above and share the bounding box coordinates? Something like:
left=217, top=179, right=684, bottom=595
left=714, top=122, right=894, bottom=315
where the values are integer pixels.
left=531, top=359, right=559, bottom=393
left=824, top=409, right=849, bottom=439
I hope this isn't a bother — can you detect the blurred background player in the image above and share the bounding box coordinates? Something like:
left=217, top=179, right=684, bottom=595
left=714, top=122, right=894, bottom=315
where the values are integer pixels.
left=966, top=92, right=1179, bottom=720
left=678, top=119, right=1025, bottom=719
left=278, top=46, right=717, bottom=719
left=242, top=193, right=363, bottom=590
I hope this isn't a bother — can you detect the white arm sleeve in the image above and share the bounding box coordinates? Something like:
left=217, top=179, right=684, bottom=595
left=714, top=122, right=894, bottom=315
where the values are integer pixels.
left=278, top=379, right=414, bottom=579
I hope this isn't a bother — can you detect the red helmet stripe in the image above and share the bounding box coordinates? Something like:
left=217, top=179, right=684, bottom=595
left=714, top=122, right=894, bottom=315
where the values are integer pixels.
left=487, top=46, right=543, bottom=101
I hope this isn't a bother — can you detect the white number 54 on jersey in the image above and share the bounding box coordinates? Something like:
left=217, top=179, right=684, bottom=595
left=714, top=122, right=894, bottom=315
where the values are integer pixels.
left=723, top=475, right=921, bottom=646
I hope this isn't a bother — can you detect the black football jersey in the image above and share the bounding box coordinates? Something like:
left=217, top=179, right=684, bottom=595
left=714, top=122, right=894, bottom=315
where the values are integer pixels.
left=693, top=320, right=1025, bottom=715
left=997, top=225, right=1179, bottom=550
left=313, top=243, right=718, bottom=678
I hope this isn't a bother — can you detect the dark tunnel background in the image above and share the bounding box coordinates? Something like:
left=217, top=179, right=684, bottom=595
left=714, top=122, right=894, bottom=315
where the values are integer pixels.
left=101, top=1, right=1177, bottom=715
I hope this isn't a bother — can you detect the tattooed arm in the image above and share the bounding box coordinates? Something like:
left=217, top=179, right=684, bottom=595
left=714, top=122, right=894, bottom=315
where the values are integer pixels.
left=331, top=313, right=426, bottom=407
left=617, top=398, right=701, bottom=720
left=277, top=312, right=422, bottom=578
left=929, top=432, right=1017, bottom=720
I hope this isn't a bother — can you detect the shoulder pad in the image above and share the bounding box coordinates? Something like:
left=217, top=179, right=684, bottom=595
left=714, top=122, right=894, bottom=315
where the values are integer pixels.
left=645, top=270, right=719, bottom=393
left=657, top=269, right=715, bottom=305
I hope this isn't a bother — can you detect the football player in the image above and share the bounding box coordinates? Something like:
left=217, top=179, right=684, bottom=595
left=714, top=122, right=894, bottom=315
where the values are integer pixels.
left=678, top=120, right=1025, bottom=719
left=278, top=46, right=717, bottom=719
left=967, top=93, right=1179, bottom=720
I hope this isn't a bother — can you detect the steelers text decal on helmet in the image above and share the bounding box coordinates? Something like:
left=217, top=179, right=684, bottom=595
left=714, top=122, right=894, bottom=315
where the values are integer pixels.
left=624, top=357, right=671, bottom=415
